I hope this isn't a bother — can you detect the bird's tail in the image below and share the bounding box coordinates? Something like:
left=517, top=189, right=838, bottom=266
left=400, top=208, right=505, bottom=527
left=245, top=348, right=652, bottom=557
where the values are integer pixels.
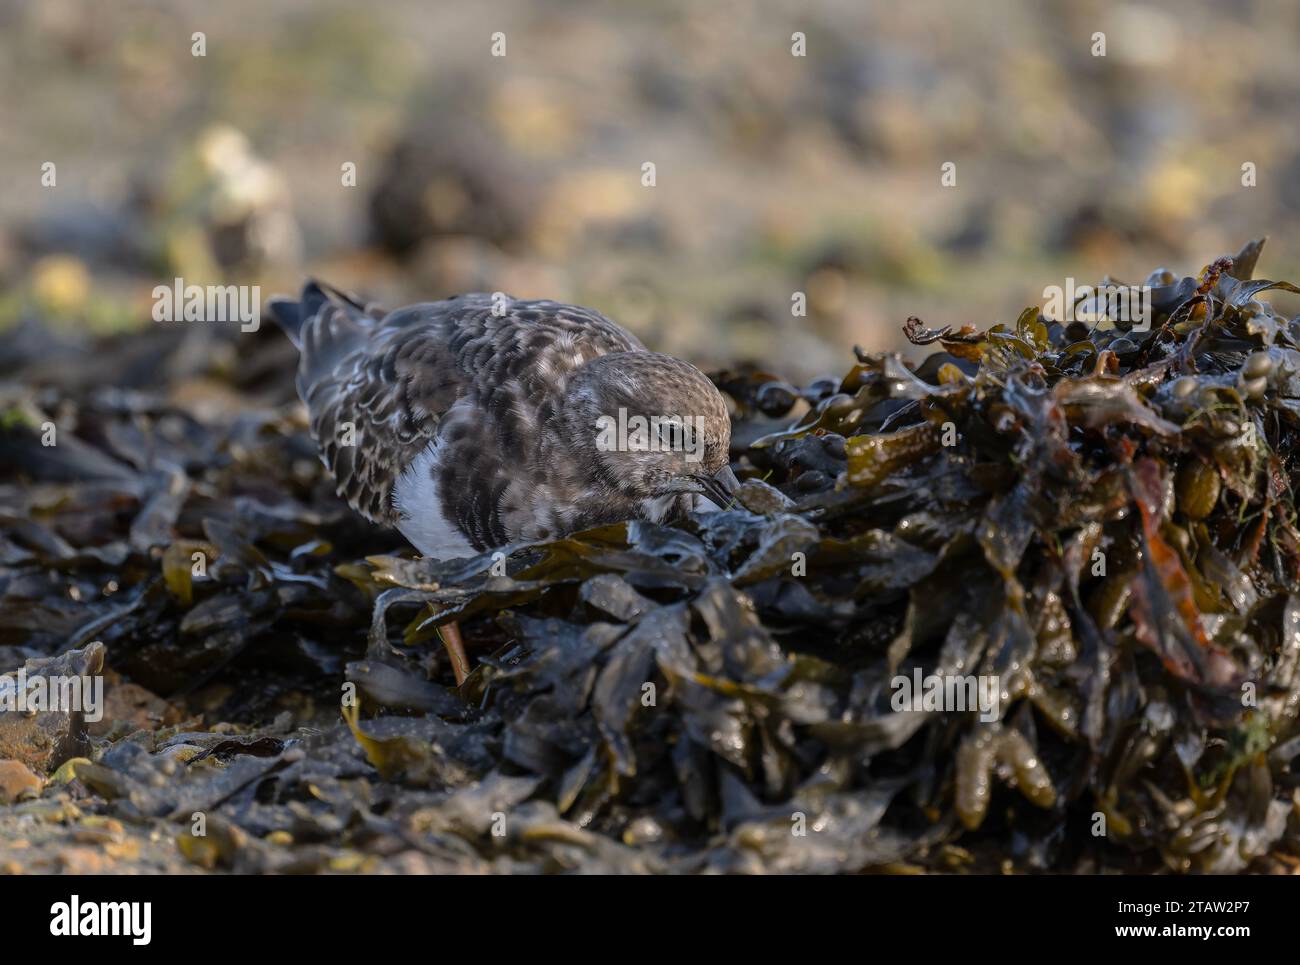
left=266, top=280, right=334, bottom=350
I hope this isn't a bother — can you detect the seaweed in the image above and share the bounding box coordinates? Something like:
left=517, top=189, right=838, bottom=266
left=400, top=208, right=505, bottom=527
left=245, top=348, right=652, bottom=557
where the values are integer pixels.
left=2, top=240, right=1300, bottom=873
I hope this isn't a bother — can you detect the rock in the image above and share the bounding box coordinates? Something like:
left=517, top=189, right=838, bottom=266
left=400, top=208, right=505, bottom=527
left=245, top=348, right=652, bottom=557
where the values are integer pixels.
left=0, top=642, right=105, bottom=774
left=163, top=124, right=303, bottom=275
left=88, top=678, right=181, bottom=737
left=369, top=109, right=538, bottom=256
left=0, top=760, right=42, bottom=803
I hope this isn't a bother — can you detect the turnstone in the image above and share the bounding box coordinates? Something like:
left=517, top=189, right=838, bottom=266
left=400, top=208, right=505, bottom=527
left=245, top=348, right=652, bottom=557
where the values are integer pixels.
left=269, top=281, right=737, bottom=681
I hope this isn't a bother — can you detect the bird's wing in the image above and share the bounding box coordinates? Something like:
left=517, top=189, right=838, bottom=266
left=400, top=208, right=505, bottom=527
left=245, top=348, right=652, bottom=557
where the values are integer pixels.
left=293, top=288, right=643, bottom=528
left=296, top=289, right=464, bottom=524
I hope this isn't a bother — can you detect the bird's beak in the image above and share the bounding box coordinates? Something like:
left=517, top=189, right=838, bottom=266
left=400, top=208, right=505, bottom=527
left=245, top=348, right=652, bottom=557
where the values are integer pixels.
left=695, top=465, right=740, bottom=509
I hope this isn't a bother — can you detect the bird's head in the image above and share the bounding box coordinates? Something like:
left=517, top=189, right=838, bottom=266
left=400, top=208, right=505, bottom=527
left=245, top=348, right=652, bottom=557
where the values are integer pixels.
left=562, top=352, right=737, bottom=509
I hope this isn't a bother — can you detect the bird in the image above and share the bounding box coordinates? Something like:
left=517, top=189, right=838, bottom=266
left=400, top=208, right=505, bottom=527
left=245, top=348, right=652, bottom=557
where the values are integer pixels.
left=268, top=281, right=738, bottom=684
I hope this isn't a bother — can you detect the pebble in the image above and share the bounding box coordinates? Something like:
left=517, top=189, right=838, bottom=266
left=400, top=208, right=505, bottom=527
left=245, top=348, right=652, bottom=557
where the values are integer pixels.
left=57, top=846, right=105, bottom=874
left=0, top=760, right=42, bottom=804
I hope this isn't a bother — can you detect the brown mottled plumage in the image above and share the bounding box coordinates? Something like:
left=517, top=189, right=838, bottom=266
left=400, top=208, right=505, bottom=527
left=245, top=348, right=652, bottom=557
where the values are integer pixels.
left=268, top=281, right=736, bottom=560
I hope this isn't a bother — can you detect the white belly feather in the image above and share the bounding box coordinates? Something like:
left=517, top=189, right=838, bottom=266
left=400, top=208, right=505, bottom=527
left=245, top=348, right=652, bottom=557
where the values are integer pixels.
left=392, top=440, right=479, bottom=560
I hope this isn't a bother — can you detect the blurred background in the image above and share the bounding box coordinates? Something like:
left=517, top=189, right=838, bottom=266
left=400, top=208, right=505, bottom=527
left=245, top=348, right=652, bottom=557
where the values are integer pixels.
left=4, top=0, right=1300, bottom=383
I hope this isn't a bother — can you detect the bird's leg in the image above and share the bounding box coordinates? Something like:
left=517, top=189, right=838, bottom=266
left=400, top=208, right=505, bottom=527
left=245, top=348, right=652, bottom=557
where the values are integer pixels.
left=438, top=620, right=470, bottom=686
